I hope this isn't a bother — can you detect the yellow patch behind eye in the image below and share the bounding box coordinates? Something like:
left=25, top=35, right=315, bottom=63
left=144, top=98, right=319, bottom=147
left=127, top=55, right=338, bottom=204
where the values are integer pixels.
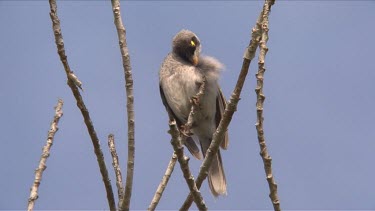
left=190, top=40, right=196, bottom=47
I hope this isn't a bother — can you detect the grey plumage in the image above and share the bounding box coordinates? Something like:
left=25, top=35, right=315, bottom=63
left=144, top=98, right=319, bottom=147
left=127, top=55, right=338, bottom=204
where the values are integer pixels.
left=159, top=29, right=229, bottom=197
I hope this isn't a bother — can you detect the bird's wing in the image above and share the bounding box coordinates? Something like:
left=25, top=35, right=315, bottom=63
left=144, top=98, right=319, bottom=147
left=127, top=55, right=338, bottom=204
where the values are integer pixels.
left=159, top=84, right=202, bottom=160
left=159, top=84, right=182, bottom=125
left=216, top=88, right=229, bottom=150
left=185, top=136, right=202, bottom=160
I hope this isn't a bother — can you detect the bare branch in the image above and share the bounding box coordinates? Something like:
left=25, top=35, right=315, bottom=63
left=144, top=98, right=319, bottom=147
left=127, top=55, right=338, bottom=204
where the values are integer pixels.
left=180, top=1, right=276, bottom=209
left=110, top=1, right=136, bottom=210
left=48, top=1, right=116, bottom=210
left=108, top=134, right=125, bottom=209
left=155, top=77, right=207, bottom=210
left=27, top=99, right=63, bottom=211
left=182, top=76, right=206, bottom=136
left=148, top=152, right=177, bottom=211
left=254, top=1, right=280, bottom=210
left=169, top=121, right=207, bottom=211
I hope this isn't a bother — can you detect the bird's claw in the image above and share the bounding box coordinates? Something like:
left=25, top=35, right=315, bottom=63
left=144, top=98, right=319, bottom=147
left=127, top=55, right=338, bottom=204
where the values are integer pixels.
left=180, top=125, right=193, bottom=137
left=191, top=96, right=200, bottom=106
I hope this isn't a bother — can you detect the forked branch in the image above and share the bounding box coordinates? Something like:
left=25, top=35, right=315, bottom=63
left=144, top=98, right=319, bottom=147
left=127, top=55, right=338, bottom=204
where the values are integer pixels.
left=169, top=121, right=207, bottom=211
left=150, top=75, right=207, bottom=210
left=254, top=0, right=280, bottom=210
left=110, top=0, right=136, bottom=210
left=48, top=1, right=116, bottom=210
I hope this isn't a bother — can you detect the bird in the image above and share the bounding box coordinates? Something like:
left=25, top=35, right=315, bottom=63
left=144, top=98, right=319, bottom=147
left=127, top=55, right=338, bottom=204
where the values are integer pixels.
left=159, top=29, right=229, bottom=197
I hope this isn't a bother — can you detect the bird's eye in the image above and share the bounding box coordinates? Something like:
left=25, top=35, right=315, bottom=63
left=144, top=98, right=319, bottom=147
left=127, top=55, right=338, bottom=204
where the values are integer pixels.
left=190, top=40, right=196, bottom=47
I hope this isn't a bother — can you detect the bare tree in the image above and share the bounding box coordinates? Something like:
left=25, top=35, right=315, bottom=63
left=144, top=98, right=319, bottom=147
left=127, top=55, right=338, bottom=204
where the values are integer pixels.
left=28, top=0, right=280, bottom=210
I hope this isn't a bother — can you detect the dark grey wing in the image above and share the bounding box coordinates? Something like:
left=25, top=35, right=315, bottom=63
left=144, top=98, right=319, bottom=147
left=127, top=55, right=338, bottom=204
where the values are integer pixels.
left=159, top=84, right=202, bottom=159
left=185, top=137, right=202, bottom=160
left=159, top=84, right=181, bottom=124
left=216, top=87, right=229, bottom=150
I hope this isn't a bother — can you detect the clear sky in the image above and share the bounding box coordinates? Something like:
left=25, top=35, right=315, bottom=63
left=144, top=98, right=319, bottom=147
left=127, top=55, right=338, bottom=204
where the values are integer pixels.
left=1, top=0, right=374, bottom=210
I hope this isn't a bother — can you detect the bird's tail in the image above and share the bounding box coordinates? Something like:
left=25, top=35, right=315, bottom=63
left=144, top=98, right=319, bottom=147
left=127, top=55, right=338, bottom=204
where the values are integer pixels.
left=200, top=138, right=227, bottom=197
left=208, top=149, right=227, bottom=197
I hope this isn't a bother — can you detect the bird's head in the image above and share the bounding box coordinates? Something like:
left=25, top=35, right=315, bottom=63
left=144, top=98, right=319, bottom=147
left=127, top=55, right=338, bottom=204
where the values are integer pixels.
left=172, top=29, right=201, bottom=66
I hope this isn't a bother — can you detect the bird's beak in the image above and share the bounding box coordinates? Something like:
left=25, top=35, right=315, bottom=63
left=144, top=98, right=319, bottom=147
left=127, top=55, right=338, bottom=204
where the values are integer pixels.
left=191, top=55, right=199, bottom=66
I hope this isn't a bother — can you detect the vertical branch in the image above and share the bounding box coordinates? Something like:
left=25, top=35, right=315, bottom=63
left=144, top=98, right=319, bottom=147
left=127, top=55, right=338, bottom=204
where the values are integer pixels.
left=27, top=99, right=63, bottom=211
left=48, top=1, right=116, bottom=210
left=147, top=152, right=177, bottom=211
left=169, top=121, right=208, bottom=211
left=151, top=77, right=206, bottom=210
left=180, top=1, right=276, bottom=209
left=110, top=0, right=136, bottom=210
left=182, top=76, right=206, bottom=135
left=255, top=0, right=280, bottom=211
left=110, top=1, right=136, bottom=210
left=108, top=134, right=125, bottom=208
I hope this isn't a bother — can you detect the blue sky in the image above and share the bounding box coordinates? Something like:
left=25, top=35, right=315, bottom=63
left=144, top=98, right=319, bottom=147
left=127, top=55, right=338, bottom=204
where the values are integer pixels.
left=1, top=0, right=374, bottom=210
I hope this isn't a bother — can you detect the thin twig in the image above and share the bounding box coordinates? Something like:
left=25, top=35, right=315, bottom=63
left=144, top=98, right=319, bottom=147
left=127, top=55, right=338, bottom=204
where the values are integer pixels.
left=169, top=121, right=207, bottom=211
left=255, top=1, right=280, bottom=211
left=27, top=99, right=63, bottom=211
left=48, top=1, right=116, bottom=210
left=108, top=134, right=125, bottom=209
left=155, top=77, right=207, bottom=210
left=180, top=1, right=273, bottom=209
left=182, top=76, right=206, bottom=136
left=110, top=1, right=136, bottom=210
left=148, top=152, right=177, bottom=211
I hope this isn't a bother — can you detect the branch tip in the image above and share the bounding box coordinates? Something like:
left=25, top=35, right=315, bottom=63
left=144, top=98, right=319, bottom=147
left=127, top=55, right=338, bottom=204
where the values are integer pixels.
left=27, top=99, right=63, bottom=211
